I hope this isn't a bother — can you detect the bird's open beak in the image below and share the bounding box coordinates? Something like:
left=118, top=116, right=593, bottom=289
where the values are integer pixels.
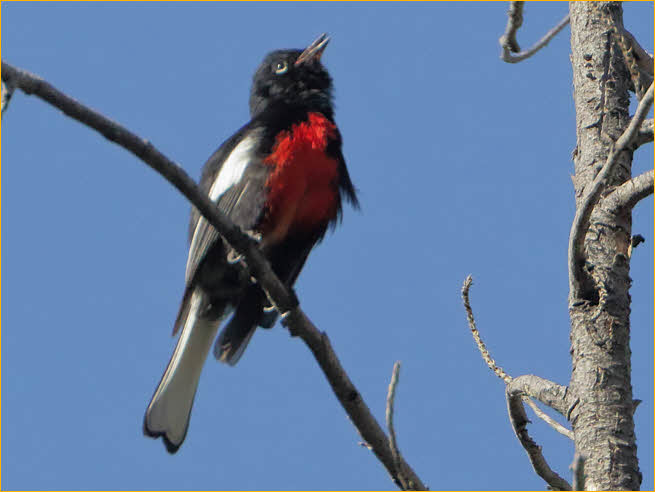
left=295, top=33, right=330, bottom=66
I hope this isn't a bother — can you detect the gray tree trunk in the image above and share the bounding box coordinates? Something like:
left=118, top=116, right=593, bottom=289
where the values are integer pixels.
left=569, top=2, right=641, bottom=489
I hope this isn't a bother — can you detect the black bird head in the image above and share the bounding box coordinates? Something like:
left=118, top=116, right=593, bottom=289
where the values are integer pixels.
left=249, top=33, right=333, bottom=119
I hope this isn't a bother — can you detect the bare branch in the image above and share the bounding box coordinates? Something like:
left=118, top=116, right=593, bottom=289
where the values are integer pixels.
left=461, top=275, right=511, bottom=384
left=386, top=362, right=407, bottom=488
left=568, top=83, right=654, bottom=302
left=499, top=2, right=570, bottom=64
left=283, top=310, right=427, bottom=491
left=571, top=454, right=586, bottom=491
left=507, top=375, right=573, bottom=417
left=603, top=169, right=654, bottom=215
left=499, top=1, right=524, bottom=54
left=462, top=277, right=575, bottom=441
left=2, top=60, right=427, bottom=491
left=506, top=388, right=573, bottom=491
left=524, top=399, right=574, bottom=440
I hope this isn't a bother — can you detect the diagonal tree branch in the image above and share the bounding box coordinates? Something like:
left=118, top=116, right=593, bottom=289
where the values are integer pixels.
left=567, top=82, right=654, bottom=302
left=523, top=398, right=574, bottom=441
left=283, top=310, right=426, bottom=490
left=506, top=388, right=572, bottom=491
left=1, top=60, right=295, bottom=314
left=1, top=60, right=426, bottom=491
left=499, top=1, right=570, bottom=64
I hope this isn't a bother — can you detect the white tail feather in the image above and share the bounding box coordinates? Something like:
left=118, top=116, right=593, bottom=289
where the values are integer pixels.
left=145, top=290, right=220, bottom=450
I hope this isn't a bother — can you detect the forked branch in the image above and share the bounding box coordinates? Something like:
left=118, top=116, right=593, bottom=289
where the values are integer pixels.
left=506, top=389, right=572, bottom=491
left=461, top=276, right=575, bottom=487
left=499, top=1, right=570, bottom=64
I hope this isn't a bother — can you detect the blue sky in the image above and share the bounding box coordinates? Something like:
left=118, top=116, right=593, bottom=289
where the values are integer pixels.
left=2, top=2, right=653, bottom=490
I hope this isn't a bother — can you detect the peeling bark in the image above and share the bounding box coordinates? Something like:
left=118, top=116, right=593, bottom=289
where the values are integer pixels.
left=568, top=3, right=640, bottom=489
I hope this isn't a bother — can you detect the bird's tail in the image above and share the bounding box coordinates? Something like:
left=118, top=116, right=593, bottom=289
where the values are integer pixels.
left=144, top=289, right=221, bottom=453
left=214, top=286, right=265, bottom=365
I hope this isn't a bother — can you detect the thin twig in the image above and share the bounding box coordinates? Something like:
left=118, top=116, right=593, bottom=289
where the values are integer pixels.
left=524, top=399, right=574, bottom=440
left=283, top=310, right=426, bottom=490
left=2, top=60, right=427, bottom=491
left=386, top=362, right=405, bottom=488
left=499, top=2, right=570, bottom=64
left=568, top=83, right=654, bottom=302
left=603, top=169, right=654, bottom=215
left=462, top=277, right=575, bottom=440
left=507, top=388, right=573, bottom=491
left=461, top=275, right=511, bottom=384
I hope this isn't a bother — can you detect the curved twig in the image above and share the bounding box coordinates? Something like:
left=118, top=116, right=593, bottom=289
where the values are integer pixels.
left=461, top=276, right=512, bottom=384
left=1, top=60, right=426, bottom=491
left=568, top=83, right=654, bottom=302
left=499, top=2, right=570, bottom=64
left=507, top=388, right=572, bottom=491
left=461, top=277, right=575, bottom=438
left=386, top=362, right=408, bottom=488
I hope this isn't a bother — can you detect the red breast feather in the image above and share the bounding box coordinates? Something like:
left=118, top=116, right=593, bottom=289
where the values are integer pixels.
left=262, top=112, right=339, bottom=244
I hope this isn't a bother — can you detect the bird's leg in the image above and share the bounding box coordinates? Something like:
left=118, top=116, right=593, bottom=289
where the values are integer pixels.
left=227, top=230, right=262, bottom=264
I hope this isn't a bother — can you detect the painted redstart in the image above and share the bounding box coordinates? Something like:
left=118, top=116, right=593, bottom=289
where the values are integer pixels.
left=144, top=34, right=358, bottom=453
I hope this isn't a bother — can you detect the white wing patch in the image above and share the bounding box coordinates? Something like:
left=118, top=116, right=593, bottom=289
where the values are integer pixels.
left=208, top=134, right=259, bottom=201
left=185, top=132, right=259, bottom=282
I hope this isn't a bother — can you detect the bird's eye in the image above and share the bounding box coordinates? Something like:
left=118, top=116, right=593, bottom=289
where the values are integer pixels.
left=274, top=61, right=288, bottom=75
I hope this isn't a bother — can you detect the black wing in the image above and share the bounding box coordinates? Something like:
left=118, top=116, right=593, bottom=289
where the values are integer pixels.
left=185, top=125, right=269, bottom=289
